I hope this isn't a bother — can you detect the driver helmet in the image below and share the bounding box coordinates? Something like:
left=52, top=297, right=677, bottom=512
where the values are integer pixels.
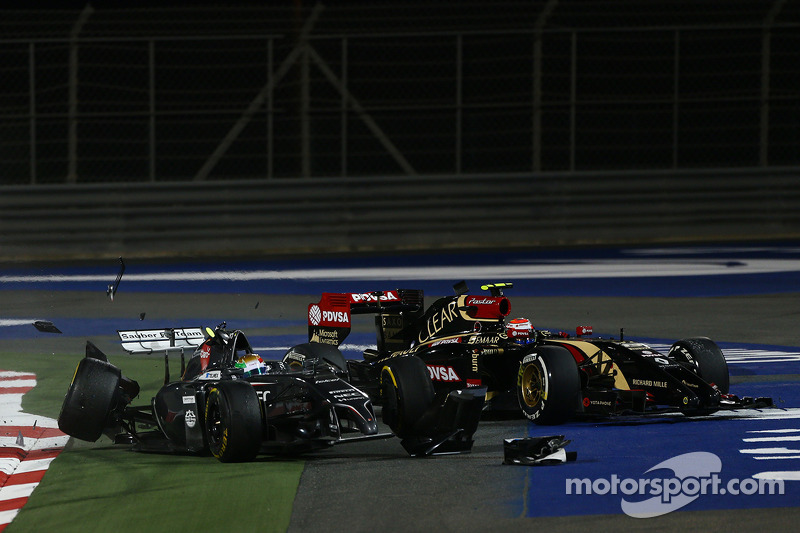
left=235, top=354, right=268, bottom=377
left=506, top=318, right=535, bottom=344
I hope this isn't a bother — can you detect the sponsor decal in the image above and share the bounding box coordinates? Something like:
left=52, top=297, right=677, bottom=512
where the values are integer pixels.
left=257, top=390, right=272, bottom=401
left=322, top=310, right=349, bottom=324
left=351, top=291, right=400, bottom=303
left=631, top=378, right=668, bottom=388
left=199, top=370, right=222, bottom=380
left=284, top=351, right=306, bottom=364
left=309, top=305, right=322, bottom=325
left=465, top=297, right=497, bottom=306
left=182, top=395, right=196, bottom=404
left=200, top=344, right=211, bottom=371
left=381, top=315, right=404, bottom=329
left=466, top=378, right=482, bottom=387
left=430, top=337, right=461, bottom=347
left=467, top=334, right=506, bottom=345
left=427, top=365, right=461, bottom=382
left=310, top=305, right=350, bottom=326
left=418, top=300, right=461, bottom=344
left=309, top=328, right=341, bottom=346
left=185, top=410, right=197, bottom=428
left=119, top=330, right=163, bottom=341
left=118, top=328, right=204, bottom=342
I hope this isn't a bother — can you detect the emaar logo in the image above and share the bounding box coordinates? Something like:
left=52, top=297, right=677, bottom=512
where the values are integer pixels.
left=566, top=451, right=784, bottom=518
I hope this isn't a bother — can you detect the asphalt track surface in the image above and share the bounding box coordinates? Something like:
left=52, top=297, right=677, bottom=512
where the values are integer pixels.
left=3, top=244, right=800, bottom=531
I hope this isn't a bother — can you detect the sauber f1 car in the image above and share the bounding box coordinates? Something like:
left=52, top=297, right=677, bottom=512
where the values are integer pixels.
left=57, top=323, right=484, bottom=461
left=306, top=283, right=773, bottom=425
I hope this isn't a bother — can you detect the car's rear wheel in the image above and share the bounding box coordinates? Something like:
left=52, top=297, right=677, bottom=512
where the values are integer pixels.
left=517, top=345, right=581, bottom=425
left=380, top=356, right=435, bottom=438
left=669, top=337, right=729, bottom=394
left=58, top=357, right=122, bottom=442
left=205, top=380, right=262, bottom=462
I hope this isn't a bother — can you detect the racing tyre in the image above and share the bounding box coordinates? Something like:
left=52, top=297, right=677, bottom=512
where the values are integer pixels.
left=58, top=357, right=122, bottom=442
left=669, top=337, right=729, bottom=394
left=204, top=380, right=262, bottom=462
left=517, top=345, right=581, bottom=425
left=380, top=356, right=435, bottom=438
left=283, top=342, right=348, bottom=378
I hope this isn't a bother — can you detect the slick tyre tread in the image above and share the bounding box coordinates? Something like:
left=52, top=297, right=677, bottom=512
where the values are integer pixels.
left=204, top=380, right=262, bottom=462
left=517, top=345, right=581, bottom=425
left=57, top=357, right=122, bottom=442
left=669, top=337, right=729, bottom=394
left=380, top=356, right=435, bottom=438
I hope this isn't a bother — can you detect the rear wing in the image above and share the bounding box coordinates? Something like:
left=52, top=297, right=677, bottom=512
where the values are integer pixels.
left=118, top=327, right=205, bottom=354
left=308, top=290, right=424, bottom=351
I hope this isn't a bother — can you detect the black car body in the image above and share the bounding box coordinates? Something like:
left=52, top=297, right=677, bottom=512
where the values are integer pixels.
left=57, top=323, right=485, bottom=460
left=308, top=283, right=772, bottom=424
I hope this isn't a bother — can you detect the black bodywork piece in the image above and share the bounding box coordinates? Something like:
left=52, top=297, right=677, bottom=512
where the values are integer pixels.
left=57, top=323, right=485, bottom=461
left=306, top=283, right=773, bottom=425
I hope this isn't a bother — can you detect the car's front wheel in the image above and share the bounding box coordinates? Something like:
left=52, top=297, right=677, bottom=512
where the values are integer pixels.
left=517, top=345, right=581, bottom=425
left=204, top=380, right=262, bottom=462
left=669, top=337, right=729, bottom=394
left=58, top=356, right=123, bottom=442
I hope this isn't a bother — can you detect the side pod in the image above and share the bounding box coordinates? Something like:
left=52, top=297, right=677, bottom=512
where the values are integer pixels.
left=400, top=387, right=486, bottom=457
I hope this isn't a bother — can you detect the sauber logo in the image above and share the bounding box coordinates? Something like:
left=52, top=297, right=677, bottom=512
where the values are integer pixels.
left=427, top=365, right=461, bottom=382
left=350, top=291, right=400, bottom=303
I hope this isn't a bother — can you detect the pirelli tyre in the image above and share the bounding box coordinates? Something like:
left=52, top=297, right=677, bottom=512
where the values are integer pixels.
left=517, top=345, right=582, bottom=425
left=58, top=357, right=122, bottom=442
left=204, top=380, right=263, bottom=462
left=380, top=356, right=435, bottom=438
left=669, top=337, right=730, bottom=394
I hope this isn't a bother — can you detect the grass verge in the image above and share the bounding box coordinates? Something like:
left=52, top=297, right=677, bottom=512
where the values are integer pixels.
left=3, top=349, right=303, bottom=533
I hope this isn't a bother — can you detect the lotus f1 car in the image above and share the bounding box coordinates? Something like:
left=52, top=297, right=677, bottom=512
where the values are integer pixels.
left=307, top=283, right=773, bottom=424
left=57, top=323, right=485, bottom=461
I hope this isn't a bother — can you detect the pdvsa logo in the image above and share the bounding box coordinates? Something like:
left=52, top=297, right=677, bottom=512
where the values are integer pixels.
left=427, top=365, right=461, bottom=382
left=309, top=305, right=322, bottom=325
left=322, top=310, right=349, bottom=324
left=351, top=291, right=400, bottom=303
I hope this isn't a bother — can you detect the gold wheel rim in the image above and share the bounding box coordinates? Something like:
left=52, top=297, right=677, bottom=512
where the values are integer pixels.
left=521, top=363, right=544, bottom=407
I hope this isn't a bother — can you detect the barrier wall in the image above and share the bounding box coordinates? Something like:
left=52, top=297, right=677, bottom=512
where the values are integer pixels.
left=1, top=168, right=799, bottom=262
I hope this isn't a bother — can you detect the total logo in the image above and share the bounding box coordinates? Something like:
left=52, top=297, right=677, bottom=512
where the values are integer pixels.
left=427, top=365, right=461, bottom=382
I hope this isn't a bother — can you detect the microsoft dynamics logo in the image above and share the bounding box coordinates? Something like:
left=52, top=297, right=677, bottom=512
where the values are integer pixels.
left=566, top=451, right=784, bottom=518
